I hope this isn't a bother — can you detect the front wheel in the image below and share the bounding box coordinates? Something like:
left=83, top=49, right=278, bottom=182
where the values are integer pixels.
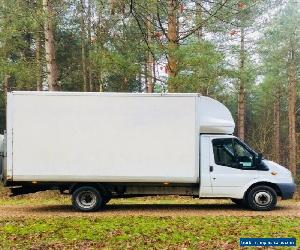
left=72, top=186, right=104, bottom=212
left=246, top=185, right=277, bottom=211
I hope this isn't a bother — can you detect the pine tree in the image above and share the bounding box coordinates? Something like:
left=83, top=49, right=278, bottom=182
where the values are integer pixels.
left=43, top=0, right=59, bottom=91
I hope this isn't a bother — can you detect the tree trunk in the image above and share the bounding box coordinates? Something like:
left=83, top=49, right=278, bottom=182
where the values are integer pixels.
left=43, top=0, right=59, bottom=91
left=147, top=15, right=154, bottom=93
left=195, top=0, right=203, bottom=40
left=121, top=0, right=125, bottom=14
left=122, top=76, right=128, bottom=92
left=35, top=33, right=43, bottom=91
left=273, top=88, right=280, bottom=163
left=138, top=69, right=142, bottom=92
left=87, top=0, right=93, bottom=91
left=110, top=0, right=115, bottom=15
left=152, top=60, right=156, bottom=90
left=238, top=27, right=245, bottom=140
left=288, top=46, right=297, bottom=177
left=144, top=62, right=148, bottom=91
left=167, top=0, right=179, bottom=92
left=3, top=75, right=10, bottom=103
left=3, top=75, right=10, bottom=126
left=99, top=81, right=103, bottom=92
left=96, top=1, right=103, bottom=93
left=80, top=0, right=89, bottom=92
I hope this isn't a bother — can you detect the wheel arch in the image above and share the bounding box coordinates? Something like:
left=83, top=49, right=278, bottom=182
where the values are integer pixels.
left=69, top=183, right=108, bottom=195
left=244, top=182, right=282, bottom=199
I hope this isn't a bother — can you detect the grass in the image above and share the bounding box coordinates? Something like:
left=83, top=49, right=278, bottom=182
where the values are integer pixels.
left=0, top=190, right=70, bottom=206
left=0, top=216, right=299, bottom=249
left=0, top=192, right=235, bottom=207
left=0, top=186, right=299, bottom=249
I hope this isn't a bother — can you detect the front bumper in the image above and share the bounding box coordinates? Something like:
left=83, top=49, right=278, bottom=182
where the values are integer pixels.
left=277, top=183, right=297, bottom=199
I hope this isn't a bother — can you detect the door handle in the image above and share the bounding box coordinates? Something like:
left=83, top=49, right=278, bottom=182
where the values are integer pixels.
left=209, top=166, right=213, bottom=172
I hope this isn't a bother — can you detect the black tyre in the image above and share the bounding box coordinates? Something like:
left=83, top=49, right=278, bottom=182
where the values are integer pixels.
left=246, top=185, right=277, bottom=211
left=231, top=198, right=245, bottom=207
left=72, top=186, right=103, bottom=212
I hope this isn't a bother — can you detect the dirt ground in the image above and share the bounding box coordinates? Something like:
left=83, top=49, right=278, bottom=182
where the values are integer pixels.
left=0, top=201, right=299, bottom=218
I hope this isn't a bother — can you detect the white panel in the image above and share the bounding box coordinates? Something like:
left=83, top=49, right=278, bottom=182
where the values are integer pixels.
left=11, top=93, right=198, bottom=183
left=6, top=93, right=13, bottom=179
left=198, top=96, right=235, bottom=134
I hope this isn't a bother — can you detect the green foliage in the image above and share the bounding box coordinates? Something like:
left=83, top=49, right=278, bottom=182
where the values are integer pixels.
left=0, top=216, right=299, bottom=249
left=251, top=0, right=300, bottom=161
left=169, top=41, right=224, bottom=95
left=56, top=30, right=83, bottom=91
left=0, top=0, right=40, bottom=91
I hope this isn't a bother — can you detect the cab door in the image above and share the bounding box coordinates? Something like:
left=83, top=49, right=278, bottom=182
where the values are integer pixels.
left=208, top=136, right=259, bottom=198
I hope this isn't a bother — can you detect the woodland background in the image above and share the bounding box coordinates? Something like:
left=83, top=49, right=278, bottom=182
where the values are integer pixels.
left=0, top=0, right=299, bottom=181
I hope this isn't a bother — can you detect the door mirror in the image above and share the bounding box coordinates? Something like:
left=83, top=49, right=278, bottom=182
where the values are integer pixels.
left=254, top=153, right=263, bottom=167
left=254, top=153, right=263, bottom=166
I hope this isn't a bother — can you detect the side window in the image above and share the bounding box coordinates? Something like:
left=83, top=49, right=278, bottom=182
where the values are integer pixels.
left=212, top=138, right=255, bottom=169
left=233, top=140, right=254, bottom=168
left=212, top=138, right=235, bottom=166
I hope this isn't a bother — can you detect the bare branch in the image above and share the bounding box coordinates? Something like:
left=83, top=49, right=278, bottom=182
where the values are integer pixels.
left=179, top=0, right=230, bottom=41
left=130, top=5, right=157, bottom=61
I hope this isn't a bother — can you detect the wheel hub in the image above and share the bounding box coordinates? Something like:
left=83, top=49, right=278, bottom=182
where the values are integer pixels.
left=76, top=191, right=97, bottom=209
left=254, top=191, right=272, bottom=206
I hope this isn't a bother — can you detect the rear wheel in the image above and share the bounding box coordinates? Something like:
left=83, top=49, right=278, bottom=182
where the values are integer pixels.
left=246, top=185, right=277, bottom=211
left=72, top=186, right=103, bottom=212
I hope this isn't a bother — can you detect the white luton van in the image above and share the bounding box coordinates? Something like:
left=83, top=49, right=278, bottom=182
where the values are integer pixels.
left=0, top=92, right=296, bottom=211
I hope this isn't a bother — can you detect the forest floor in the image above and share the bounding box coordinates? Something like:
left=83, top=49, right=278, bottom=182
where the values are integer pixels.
left=0, top=188, right=299, bottom=249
